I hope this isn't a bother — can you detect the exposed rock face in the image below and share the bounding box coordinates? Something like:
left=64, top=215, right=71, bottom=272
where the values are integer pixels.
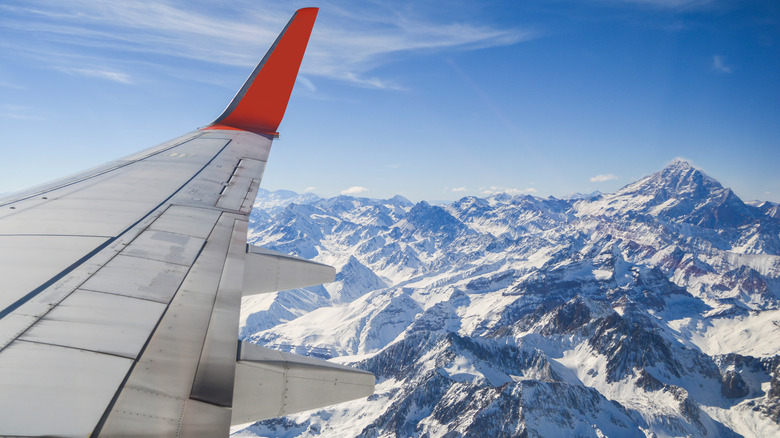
left=721, top=370, right=750, bottom=398
left=238, top=162, right=780, bottom=437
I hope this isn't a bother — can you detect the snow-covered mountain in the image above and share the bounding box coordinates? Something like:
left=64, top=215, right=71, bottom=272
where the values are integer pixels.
left=234, top=161, right=780, bottom=437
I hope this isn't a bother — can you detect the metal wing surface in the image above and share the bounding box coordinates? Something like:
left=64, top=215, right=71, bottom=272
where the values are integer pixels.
left=0, top=8, right=374, bottom=437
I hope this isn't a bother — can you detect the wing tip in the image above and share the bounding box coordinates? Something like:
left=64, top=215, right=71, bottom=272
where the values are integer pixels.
left=205, top=7, right=318, bottom=136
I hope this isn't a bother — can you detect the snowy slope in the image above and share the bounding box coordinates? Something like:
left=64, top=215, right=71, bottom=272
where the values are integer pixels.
left=234, top=161, right=780, bottom=437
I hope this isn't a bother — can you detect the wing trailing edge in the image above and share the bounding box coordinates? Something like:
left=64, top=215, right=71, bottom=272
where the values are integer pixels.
left=206, top=7, right=318, bottom=137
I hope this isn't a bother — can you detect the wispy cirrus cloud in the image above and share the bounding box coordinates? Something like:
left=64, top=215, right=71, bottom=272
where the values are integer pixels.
left=0, top=0, right=535, bottom=90
left=590, top=173, right=619, bottom=182
left=612, top=0, right=715, bottom=9
left=296, top=76, right=317, bottom=93
left=0, top=104, right=43, bottom=120
left=0, top=80, right=24, bottom=89
left=341, top=186, right=369, bottom=195
left=60, top=67, right=132, bottom=83
left=451, top=187, right=468, bottom=192
left=712, top=55, right=732, bottom=74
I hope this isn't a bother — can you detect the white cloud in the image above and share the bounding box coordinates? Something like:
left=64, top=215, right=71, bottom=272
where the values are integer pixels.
left=1, top=1, right=536, bottom=89
left=615, top=0, right=714, bottom=8
left=61, top=67, right=132, bottom=84
left=451, top=187, right=468, bottom=192
left=481, top=185, right=537, bottom=195
left=0, top=112, right=44, bottom=120
left=0, top=104, right=44, bottom=120
left=1, top=104, right=30, bottom=112
left=0, top=81, right=23, bottom=89
left=341, top=186, right=368, bottom=195
left=590, top=173, right=619, bottom=182
left=712, top=55, right=732, bottom=74
left=296, top=76, right=316, bottom=93
left=303, top=186, right=316, bottom=193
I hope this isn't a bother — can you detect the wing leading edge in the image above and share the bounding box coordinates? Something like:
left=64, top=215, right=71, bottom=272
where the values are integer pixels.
left=0, top=7, right=374, bottom=437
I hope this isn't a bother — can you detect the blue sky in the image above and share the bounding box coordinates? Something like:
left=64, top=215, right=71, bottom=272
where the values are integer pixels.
left=1, top=0, right=778, bottom=203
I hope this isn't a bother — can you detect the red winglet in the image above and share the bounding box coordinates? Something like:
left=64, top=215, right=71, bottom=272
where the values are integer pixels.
left=205, top=8, right=318, bottom=136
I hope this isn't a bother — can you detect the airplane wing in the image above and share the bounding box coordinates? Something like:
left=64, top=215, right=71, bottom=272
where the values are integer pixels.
left=0, top=7, right=374, bottom=437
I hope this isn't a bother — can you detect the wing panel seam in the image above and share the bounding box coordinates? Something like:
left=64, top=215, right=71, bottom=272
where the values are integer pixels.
left=110, top=251, right=201, bottom=268
left=0, top=139, right=234, bottom=326
left=15, top=339, right=139, bottom=361
left=90, top=212, right=230, bottom=438
left=0, top=234, right=112, bottom=238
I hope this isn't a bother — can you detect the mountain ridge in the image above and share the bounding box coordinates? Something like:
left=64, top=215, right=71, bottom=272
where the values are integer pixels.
left=236, top=161, right=780, bottom=437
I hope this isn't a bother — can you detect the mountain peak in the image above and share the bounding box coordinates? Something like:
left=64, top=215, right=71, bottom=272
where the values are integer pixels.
left=660, top=159, right=714, bottom=181
left=402, top=201, right=468, bottom=236
left=576, top=160, right=764, bottom=228
left=666, top=158, right=695, bottom=170
left=620, top=160, right=722, bottom=201
left=388, top=194, right=414, bottom=208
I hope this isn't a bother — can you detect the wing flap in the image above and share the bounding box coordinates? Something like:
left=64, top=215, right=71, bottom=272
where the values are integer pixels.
left=97, top=212, right=239, bottom=436
left=179, top=398, right=232, bottom=438
left=231, top=341, right=375, bottom=425
left=190, top=219, right=248, bottom=408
